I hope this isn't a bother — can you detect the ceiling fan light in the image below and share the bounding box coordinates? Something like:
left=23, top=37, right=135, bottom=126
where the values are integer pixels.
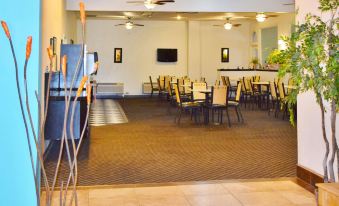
left=256, top=13, right=266, bottom=22
left=144, top=2, right=156, bottom=9
left=125, top=22, right=133, bottom=30
left=224, top=23, right=232, bottom=30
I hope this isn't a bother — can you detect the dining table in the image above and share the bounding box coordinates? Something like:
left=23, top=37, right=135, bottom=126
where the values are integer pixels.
left=252, top=81, right=270, bottom=109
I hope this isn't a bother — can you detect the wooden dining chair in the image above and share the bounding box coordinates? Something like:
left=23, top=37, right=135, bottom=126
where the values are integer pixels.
left=191, top=82, right=207, bottom=103
left=173, top=84, right=201, bottom=125
left=228, top=82, right=244, bottom=123
left=268, top=81, right=279, bottom=117
left=207, top=86, right=230, bottom=126
left=183, top=78, right=192, bottom=97
left=221, top=76, right=227, bottom=86
left=277, top=81, right=288, bottom=119
left=287, top=78, right=295, bottom=95
left=149, top=76, right=159, bottom=97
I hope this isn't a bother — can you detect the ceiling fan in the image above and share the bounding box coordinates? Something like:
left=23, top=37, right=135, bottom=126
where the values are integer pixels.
left=115, top=18, right=144, bottom=30
left=127, top=0, right=175, bottom=10
left=213, top=18, right=241, bottom=30
left=255, top=12, right=278, bottom=22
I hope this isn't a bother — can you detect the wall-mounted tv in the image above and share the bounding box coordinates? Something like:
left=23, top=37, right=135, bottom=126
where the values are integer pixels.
left=157, top=49, right=178, bottom=62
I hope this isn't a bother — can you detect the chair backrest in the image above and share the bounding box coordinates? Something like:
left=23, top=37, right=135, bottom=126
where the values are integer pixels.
left=270, top=81, right=277, bottom=100
left=235, top=82, right=242, bottom=102
left=277, top=81, right=286, bottom=99
left=174, top=84, right=181, bottom=104
left=245, top=78, right=253, bottom=93
left=157, top=78, right=161, bottom=90
left=177, top=78, right=184, bottom=94
left=164, top=75, right=171, bottom=90
left=240, top=79, right=246, bottom=92
left=159, top=76, right=165, bottom=90
left=167, top=80, right=173, bottom=96
left=255, top=75, right=261, bottom=82
left=184, top=79, right=191, bottom=94
left=212, top=86, right=227, bottom=105
left=215, top=80, right=220, bottom=86
left=200, top=77, right=206, bottom=82
left=243, top=77, right=250, bottom=92
left=192, top=82, right=207, bottom=100
left=287, top=78, right=294, bottom=94
left=221, top=76, right=227, bottom=86
left=225, top=76, right=231, bottom=87
left=149, top=76, right=154, bottom=88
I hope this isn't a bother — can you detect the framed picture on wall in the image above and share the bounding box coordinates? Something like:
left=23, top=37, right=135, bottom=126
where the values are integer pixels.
left=221, top=48, right=229, bottom=63
left=114, top=48, right=122, bottom=63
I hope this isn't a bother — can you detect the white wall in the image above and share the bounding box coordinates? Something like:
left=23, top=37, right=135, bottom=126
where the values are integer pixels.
left=250, top=13, right=295, bottom=64
left=296, top=0, right=339, bottom=180
left=200, top=21, right=251, bottom=83
left=79, top=20, right=188, bottom=95
left=41, top=0, right=77, bottom=70
left=79, top=19, right=252, bottom=95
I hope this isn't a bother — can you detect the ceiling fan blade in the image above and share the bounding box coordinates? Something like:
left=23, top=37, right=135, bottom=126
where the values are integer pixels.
left=133, top=24, right=145, bottom=26
left=154, top=2, right=165, bottom=5
left=267, top=15, right=278, bottom=18
left=115, top=24, right=126, bottom=26
left=155, top=0, right=175, bottom=3
left=233, top=24, right=242, bottom=27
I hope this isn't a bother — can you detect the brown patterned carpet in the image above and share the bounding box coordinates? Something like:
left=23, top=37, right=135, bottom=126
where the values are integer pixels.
left=44, top=97, right=297, bottom=186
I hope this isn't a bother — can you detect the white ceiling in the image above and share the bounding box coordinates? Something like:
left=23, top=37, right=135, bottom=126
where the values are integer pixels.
left=67, top=0, right=295, bottom=12
left=85, top=11, right=291, bottom=22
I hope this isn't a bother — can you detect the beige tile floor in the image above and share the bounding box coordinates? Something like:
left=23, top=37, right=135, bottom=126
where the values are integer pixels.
left=41, top=179, right=316, bottom=206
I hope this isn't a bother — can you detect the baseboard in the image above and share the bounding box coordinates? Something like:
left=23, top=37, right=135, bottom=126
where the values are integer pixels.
left=296, top=165, right=324, bottom=193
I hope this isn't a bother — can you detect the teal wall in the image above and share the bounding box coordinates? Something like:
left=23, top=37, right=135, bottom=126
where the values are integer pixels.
left=0, top=0, right=41, bottom=205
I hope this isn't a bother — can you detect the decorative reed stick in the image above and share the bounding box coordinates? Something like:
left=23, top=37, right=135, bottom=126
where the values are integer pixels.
left=1, top=20, right=40, bottom=202
left=65, top=83, right=91, bottom=204
left=23, top=36, right=52, bottom=206
left=64, top=76, right=88, bottom=203
left=49, top=53, right=77, bottom=206
left=2, top=2, right=88, bottom=205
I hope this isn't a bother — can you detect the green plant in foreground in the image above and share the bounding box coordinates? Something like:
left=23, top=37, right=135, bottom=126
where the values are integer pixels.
left=278, top=0, right=338, bottom=183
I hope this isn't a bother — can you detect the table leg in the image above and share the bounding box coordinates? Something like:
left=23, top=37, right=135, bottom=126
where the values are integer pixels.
left=204, top=93, right=209, bottom=125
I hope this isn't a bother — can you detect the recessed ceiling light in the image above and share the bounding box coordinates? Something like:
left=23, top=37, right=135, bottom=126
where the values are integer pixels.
left=176, top=15, right=182, bottom=20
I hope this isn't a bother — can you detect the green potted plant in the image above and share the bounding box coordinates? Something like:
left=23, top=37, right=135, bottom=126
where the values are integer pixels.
left=250, top=58, right=259, bottom=69
left=278, top=0, right=338, bottom=185
left=266, top=49, right=285, bottom=70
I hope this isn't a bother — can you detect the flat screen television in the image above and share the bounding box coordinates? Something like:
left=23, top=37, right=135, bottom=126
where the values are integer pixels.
left=157, top=49, right=178, bottom=62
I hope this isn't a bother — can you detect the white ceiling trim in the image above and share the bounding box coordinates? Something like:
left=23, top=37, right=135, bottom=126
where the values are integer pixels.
left=66, top=0, right=295, bottom=13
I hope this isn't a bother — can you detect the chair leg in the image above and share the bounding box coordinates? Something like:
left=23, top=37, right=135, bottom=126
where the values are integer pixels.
left=178, top=109, right=183, bottom=124
left=235, top=107, right=240, bottom=122
left=226, top=108, right=231, bottom=127
left=220, top=110, right=223, bottom=124
left=212, top=108, right=215, bottom=123
left=238, top=106, right=244, bottom=123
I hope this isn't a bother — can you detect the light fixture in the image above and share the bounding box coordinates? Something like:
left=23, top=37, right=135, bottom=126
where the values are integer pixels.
left=144, top=2, right=156, bottom=9
left=176, top=15, right=182, bottom=20
left=256, top=13, right=267, bottom=22
left=224, top=22, right=232, bottom=30
left=125, top=22, right=133, bottom=30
